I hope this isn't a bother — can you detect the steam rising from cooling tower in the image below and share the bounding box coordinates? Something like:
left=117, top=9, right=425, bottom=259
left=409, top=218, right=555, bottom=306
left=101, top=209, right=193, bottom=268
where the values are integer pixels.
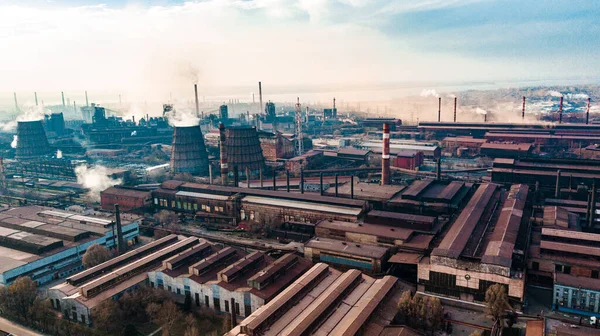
left=170, top=125, right=209, bottom=176
left=15, top=120, right=51, bottom=159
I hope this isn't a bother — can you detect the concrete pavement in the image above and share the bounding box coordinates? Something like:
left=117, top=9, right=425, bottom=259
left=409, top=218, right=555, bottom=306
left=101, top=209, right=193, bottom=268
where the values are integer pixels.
left=0, top=317, right=44, bottom=336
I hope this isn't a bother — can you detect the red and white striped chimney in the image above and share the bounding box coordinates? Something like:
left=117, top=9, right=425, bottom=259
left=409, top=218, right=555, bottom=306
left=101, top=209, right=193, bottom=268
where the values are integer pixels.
left=381, top=123, right=390, bottom=185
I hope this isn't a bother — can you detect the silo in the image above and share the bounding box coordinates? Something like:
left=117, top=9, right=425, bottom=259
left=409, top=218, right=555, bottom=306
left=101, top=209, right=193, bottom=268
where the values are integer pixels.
left=170, top=125, right=209, bottom=176
left=226, top=126, right=265, bottom=172
left=15, top=120, right=51, bottom=159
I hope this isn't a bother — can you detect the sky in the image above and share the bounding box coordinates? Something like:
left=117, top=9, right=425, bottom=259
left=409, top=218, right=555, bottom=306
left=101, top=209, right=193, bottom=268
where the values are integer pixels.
left=0, top=0, right=599, bottom=102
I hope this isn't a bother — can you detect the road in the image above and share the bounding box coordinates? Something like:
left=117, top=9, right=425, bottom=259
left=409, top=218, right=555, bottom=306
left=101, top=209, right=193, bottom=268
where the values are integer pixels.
left=0, top=317, right=43, bottom=336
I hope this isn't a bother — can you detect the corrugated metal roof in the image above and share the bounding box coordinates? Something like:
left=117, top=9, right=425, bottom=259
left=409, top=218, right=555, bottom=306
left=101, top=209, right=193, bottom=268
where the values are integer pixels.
left=305, top=238, right=388, bottom=259
left=242, top=196, right=362, bottom=216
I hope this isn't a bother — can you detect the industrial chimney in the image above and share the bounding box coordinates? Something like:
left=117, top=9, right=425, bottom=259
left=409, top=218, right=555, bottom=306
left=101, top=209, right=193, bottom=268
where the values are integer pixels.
left=381, top=123, right=390, bottom=185
left=586, top=97, right=591, bottom=125
left=34, top=92, right=38, bottom=106
left=15, top=120, right=51, bottom=159
left=219, top=123, right=229, bottom=185
left=438, top=97, right=441, bottom=122
left=194, top=84, right=200, bottom=117
left=589, top=180, right=597, bottom=228
left=170, top=125, right=210, bottom=176
left=522, top=96, right=526, bottom=120
left=559, top=96, right=564, bottom=124
left=61, top=92, right=65, bottom=106
left=114, top=204, right=125, bottom=255
left=258, top=82, right=263, bottom=115
left=436, top=157, right=442, bottom=180
left=453, top=97, right=457, bottom=123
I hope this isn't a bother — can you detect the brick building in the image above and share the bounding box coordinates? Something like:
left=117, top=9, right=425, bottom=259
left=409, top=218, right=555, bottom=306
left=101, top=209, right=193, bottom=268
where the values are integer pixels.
left=392, top=150, right=424, bottom=170
left=259, top=132, right=295, bottom=161
left=100, top=186, right=152, bottom=211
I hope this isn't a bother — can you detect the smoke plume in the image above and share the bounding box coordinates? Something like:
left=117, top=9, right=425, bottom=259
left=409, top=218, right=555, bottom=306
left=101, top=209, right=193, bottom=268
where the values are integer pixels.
left=75, top=165, right=122, bottom=202
left=547, top=90, right=563, bottom=97
left=165, top=105, right=200, bottom=127
left=447, top=93, right=456, bottom=98
left=565, top=93, right=589, bottom=100
left=420, top=89, right=439, bottom=98
left=11, top=135, right=17, bottom=148
left=476, top=108, right=487, bottom=115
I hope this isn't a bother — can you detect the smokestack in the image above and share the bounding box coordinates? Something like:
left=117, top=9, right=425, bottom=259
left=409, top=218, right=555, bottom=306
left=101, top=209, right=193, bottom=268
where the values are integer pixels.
left=586, top=97, right=591, bottom=125
left=114, top=204, right=125, bottom=255
left=258, top=82, right=263, bottom=115
left=219, top=123, right=229, bottom=185
left=320, top=172, right=324, bottom=196
left=85, top=91, right=89, bottom=107
left=588, top=179, right=596, bottom=228
left=484, top=113, right=487, bottom=123
left=453, top=97, right=457, bottom=122
left=438, top=97, right=441, bottom=122
left=13, top=92, right=18, bottom=111
left=350, top=176, right=354, bottom=199
left=209, top=165, right=213, bottom=184
left=522, top=96, right=526, bottom=120
left=119, top=94, right=122, bottom=105
left=333, top=97, right=336, bottom=118
left=132, top=116, right=135, bottom=124
left=246, top=167, right=250, bottom=188
left=300, top=168, right=304, bottom=194
left=381, top=123, right=390, bottom=185
left=559, top=96, right=564, bottom=124
left=436, top=157, right=442, bottom=180
left=194, top=84, right=200, bottom=117
left=73, top=101, right=76, bottom=113
left=555, top=170, right=562, bottom=198
left=34, top=92, right=38, bottom=106
left=259, top=168, right=263, bottom=188
left=61, top=91, right=65, bottom=106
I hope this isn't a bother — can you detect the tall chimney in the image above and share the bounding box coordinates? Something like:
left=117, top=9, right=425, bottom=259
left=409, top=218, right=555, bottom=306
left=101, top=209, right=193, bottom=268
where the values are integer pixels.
left=209, top=165, right=213, bottom=184
left=272, top=170, right=277, bottom=191
left=555, top=169, right=562, bottom=198
left=114, top=204, right=125, bottom=254
left=586, top=97, right=591, bottom=125
left=436, top=157, right=442, bottom=180
left=589, top=180, right=597, bottom=228
left=85, top=91, right=89, bottom=107
left=335, top=174, right=339, bottom=197
left=13, top=92, right=18, bottom=111
left=484, top=113, right=487, bottom=123
left=194, top=84, right=200, bottom=117
left=61, top=91, right=65, bottom=106
left=559, top=96, right=564, bottom=124
left=234, top=166, right=239, bottom=187
left=381, top=123, right=391, bottom=185
left=333, top=97, right=336, bottom=118
left=438, top=97, right=441, bottom=122
left=259, top=168, right=263, bottom=188
left=522, top=96, right=526, bottom=120
left=34, top=92, right=38, bottom=106
left=453, top=97, right=457, bottom=122
left=246, top=167, right=250, bottom=188
left=219, top=123, right=228, bottom=185
left=258, top=82, right=263, bottom=115
left=286, top=170, right=290, bottom=192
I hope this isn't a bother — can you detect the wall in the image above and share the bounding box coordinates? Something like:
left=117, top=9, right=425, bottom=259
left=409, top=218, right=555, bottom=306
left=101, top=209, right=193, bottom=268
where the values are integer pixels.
left=239, top=202, right=358, bottom=227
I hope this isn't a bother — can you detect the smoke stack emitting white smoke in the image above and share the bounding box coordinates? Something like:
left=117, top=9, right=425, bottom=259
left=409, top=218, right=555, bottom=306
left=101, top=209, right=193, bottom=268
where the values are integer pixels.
left=420, top=89, right=439, bottom=98
left=75, top=165, right=122, bottom=202
left=548, top=90, right=563, bottom=97
left=476, top=108, right=487, bottom=115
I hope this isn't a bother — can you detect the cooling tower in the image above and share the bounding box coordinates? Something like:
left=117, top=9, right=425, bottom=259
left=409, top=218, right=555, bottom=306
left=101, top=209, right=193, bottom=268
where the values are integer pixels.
left=15, top=120, right=51, bottom=159
left=170, top=125, right=209, bottom=176
left=226, top=126, right=265, bottom=172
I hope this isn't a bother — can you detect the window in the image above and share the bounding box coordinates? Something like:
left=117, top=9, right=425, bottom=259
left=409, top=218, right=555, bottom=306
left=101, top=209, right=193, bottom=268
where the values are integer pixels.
left=235, top=303, right=240, bottom=315
left=213, top=298, right=221, bottom=311
left=72, top=311, right=77, bottom=321
left=592, top=270, right=599, bottom=279
left=245, top=304, right=251, bottom=316
left=171, top=200, right=176, bottom=208
left=194, top=204, right=198, bottom=211
left=240, top=210, right=246, bottom=220
left=195, top=293, right=200, bottom=307
left=532, top=262, right=539, bottom=271
left=81, top=314, right=86, bottom=324
left=154, top=198, right=158, bottom=205
left=564, top=266, right=571, bottom=275
left=177, top=288, right=181, bottom=295
left=205, top=295, right=210, bottom=307
left=249, top=211, right=255, bottom=220
left=225, top=300, right=230, bottom=313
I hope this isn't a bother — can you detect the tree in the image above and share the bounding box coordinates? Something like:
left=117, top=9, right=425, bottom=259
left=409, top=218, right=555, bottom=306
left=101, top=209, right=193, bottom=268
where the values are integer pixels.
left=29, top=297, right=57, bottom=333
left=184, top=314, right=200, bottom=336
left=469, top=331, right=482, bottom=336
left=155, top=210, right=178, bottom=227
left=82, top=244, right=112, bottom=268
left=146, top=301, right=183, bottom=336
left=423, top=296, right=444, bottom=332
left=0, top=276, right=38, bottom=323
left=485, top=284, right=510, bottom=325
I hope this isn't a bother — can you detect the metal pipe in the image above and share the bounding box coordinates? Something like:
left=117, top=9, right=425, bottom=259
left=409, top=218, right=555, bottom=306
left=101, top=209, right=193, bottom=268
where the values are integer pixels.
left=522, top=96, right=526, bottom=120
left=438, top=97, right=441, bottom=122
left=259, top=168, right=263, bottom=188
left=300, top=168, right=304, bottom=194
left=381, top=123, right=390, bottom=185
left=335, top=174, right=339, bottom=197
left=272, top=170, right=277, bottom=191
left=209, top=165, right=213, bottom=184
left=586, top=97, right=591, bottom=125
left=286, top=170, right=290, bottom=192
left=320, top=172, right=324, bottom=196
left=559, top=96, right=564, bottom=124
left=453, top=97, right=457, bottom=122
left=555, top=169, right=561, bottom=198
left=350, top=176, right=354, bottom=199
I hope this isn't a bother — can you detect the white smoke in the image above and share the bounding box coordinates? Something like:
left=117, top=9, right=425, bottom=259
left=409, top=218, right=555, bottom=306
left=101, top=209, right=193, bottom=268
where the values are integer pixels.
left=11, top=135, right=17, bottom=148
left=131, top=131, right=137, bottom=136
left=0, top=121, right=17, bottom=133
left=420, top=89, right=439, bottom=98
left=75, top=165, right=122, bottom=202
left=565, top=93, right=589, bottom=100
left=56, top=149, right=63, bottom=159
left=476, top=108, right=487, bottom=115
left=447, top=93, right=456, bottom=98
left=165, top=105, right=200, bottom=127
left=547, top=90, right=563, bottom=97
left=1, top=105, right=51, bottom=133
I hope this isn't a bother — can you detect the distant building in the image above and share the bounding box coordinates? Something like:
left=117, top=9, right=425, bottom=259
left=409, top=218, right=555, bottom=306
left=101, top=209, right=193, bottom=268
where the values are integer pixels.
left=265, top=101, right=276, bottom=122
left=220, top=104, right=229, bottom=122
left=393, top=150, right=424, bottom=170
left=362, top=118, right=402, bottom=131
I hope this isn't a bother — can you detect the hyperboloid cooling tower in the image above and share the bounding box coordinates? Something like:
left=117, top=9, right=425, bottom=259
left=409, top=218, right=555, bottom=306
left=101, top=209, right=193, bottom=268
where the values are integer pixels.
left=170, top=125, right=209, bottom=176
left=15, top=120, right=52, bottom=159
left=225, top=126, right=265, bottom=172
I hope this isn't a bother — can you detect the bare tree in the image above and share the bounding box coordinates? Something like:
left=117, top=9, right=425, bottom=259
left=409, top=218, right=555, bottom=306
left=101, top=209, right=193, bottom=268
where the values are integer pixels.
left=155, top=210, right=178, bottom=227
left=0, top=276, right=38, bottom=323
left=485, top=284, right=510, bottom=325
left=82, top=244, right=112, bottom=268
left=146, top=301, right=183, bottom=336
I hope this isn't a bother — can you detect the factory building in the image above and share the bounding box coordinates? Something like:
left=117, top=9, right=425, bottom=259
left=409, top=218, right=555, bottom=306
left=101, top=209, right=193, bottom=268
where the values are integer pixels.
left=100, top=186, right=152, bottom=212
left=258, top=131, right=295, bottom=161
left=393, top=150, right=424, bottom=170
left=227, top=263, right=402, bottom=336
left=528, top=206, right=600, bottom=316
left=324, top=181, right=405, bottom=208
left=387, top=179, right=474, bottom=215
left=420, top=184, right=530, bottom=307
left=418, top=121, right=600, bottom=139
left=479, top=142, right=533, bottom=158
left=304, top=238, right=389, bottom=273
left=48, top=235, right=194, bottom=325
left=0, top=206, right=140, bottom=286
left=147, top=247, right=312, bottom=318
left=285, top=150, right=324, bottom=174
